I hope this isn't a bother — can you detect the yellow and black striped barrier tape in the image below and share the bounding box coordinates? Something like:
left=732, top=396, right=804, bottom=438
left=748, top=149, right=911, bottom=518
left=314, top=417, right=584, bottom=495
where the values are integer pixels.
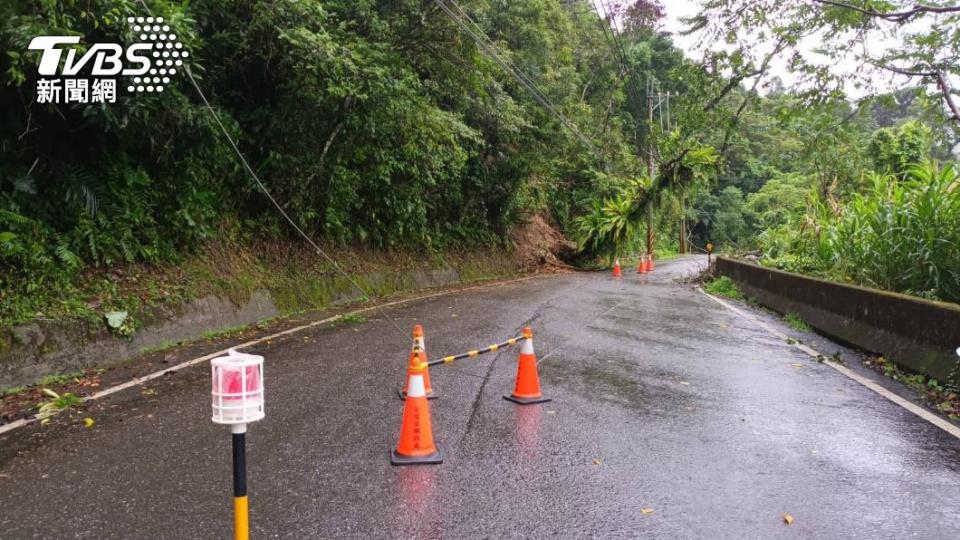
left=426, top=335, right=527, bottom=367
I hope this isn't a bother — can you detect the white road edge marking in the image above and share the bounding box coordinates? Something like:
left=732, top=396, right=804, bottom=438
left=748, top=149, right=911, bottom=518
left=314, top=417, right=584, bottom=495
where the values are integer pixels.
left=698, top=287, right=960, bottom=440
left=0, top=275, right=545, bottom=437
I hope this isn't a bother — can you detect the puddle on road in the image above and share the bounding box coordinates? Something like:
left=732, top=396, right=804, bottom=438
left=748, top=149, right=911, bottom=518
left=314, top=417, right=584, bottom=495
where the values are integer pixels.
left=581, top=365, right=647, bottom=410
left=545, top=354, right=695, bottom=414
left=585, top=324, right=699, bottom=352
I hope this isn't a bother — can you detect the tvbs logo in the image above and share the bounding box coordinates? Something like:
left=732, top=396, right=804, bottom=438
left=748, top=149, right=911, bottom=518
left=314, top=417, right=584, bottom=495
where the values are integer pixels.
left=28, top=16, right=187, bottom=104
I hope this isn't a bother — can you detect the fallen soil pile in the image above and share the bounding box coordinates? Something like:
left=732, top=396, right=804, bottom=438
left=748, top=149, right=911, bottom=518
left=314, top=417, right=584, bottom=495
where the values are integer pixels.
left=510, top=215, right=577, bottom=272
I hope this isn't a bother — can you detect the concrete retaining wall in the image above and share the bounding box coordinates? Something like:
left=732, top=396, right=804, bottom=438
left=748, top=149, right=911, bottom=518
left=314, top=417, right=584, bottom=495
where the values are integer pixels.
left=715, top=257, right=960, bottom=384
left=0, top=263, right=512, bottom=388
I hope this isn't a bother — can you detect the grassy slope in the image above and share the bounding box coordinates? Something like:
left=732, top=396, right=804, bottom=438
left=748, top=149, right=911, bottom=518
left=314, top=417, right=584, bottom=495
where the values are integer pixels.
left=1, top=238, right=517, bottom=334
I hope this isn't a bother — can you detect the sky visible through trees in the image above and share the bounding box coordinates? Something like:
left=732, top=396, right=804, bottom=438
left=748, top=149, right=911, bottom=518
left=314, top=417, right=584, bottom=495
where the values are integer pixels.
left=0, top=0, right=958, bottom=326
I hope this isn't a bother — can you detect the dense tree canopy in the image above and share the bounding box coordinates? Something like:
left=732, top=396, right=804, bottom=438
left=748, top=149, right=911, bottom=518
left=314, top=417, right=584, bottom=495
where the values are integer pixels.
left=1, top=0, right=958, bottom=315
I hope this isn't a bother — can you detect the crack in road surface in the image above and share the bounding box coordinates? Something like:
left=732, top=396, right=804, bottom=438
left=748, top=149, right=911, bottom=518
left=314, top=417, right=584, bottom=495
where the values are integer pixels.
left=1, top=256, right=959, bottom=539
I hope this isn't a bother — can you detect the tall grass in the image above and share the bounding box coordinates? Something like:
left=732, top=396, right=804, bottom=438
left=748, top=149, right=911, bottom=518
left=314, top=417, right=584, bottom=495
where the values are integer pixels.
left=704, top=276, right=744, bottom=299
left=762, top=162, right=960, bottom=303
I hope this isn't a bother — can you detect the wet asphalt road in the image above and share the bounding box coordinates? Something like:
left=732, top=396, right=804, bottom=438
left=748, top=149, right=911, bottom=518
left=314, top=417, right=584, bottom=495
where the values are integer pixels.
left=2, top=255, right=960, bottom=539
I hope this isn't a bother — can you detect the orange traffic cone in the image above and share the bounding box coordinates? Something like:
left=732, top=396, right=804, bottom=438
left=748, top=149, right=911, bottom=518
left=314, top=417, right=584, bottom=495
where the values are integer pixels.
left=400, top=324, right=436, bottom=400
left=647, top=253, right=655, bottom=272
left=612, top=258, right=622, bottom=278
left=391, top=342, right=442, bottom=465
left=504, top=327, right=551, bottom=405
left=637, top=255, right=648, bottom=274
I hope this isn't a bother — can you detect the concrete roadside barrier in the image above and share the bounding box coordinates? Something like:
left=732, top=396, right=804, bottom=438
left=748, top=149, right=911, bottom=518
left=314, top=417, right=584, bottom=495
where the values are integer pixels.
left=715, top=256, right=960, bottom=384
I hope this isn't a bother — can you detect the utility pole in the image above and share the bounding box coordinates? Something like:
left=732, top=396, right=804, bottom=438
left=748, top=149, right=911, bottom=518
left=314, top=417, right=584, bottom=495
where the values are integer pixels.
left=646, top=78, right=674, bottom=258
left=646, top=88, right=655, bottom=260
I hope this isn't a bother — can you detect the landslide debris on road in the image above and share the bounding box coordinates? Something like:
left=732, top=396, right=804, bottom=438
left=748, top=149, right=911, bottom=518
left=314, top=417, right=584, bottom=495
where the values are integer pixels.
left=510, top=215, right=576, bottom=272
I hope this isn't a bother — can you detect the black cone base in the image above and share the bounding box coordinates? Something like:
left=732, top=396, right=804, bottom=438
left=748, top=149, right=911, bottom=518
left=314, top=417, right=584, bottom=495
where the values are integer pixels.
left=503, top=394, right=552, bottom=405
left=390, top=447, right=443, bottom=466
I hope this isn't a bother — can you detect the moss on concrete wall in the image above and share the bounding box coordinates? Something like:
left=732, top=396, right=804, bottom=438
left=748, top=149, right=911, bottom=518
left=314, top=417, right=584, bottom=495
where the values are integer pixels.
left=0, top=245, right=517, bottom=387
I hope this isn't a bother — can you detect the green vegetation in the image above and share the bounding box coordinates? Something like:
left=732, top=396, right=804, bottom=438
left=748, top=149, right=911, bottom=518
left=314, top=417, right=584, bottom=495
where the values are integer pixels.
left=202, top=326, right=247, bottom=341
left=139, top=340, right=182, bottom=355
left=759, top=163, right=960, bottom=302
left=2, top=0, right=959, bottom=334
left=36, top=388, right=85, bottom=424
left=679, top=2, right=960, bottom=302
left=704, top=277, right=743, bottom=300
left=1, top=385, right=25, bottom=398
left=653, top=247, right=679, bottom=261
left=691, top=2, right=960, bottom=125
left=0, top=231, right=513, bottom=330
left=866, top=356, right=959, bottom=420
left=0, top=1, right=693, bottom=326
left=36, top=371, right=83, bottom=387
left=336, top=314, right=367, bottom=325
left=783, top=313, right=812, bottom=333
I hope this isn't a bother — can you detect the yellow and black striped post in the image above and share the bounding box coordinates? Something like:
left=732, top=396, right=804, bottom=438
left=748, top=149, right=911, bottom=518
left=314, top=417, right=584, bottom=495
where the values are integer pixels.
left=211, top=351, right=263, bottom=540
left=232, top=425, right=249, bottom=540
left=426, top=335, right=526, bottom=368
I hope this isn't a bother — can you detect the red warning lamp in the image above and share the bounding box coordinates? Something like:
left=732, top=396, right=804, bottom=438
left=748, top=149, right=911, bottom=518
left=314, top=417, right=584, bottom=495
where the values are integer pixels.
left=211, top=350, right=264, bottom=426
left=210, top=349, right=264, bottom=540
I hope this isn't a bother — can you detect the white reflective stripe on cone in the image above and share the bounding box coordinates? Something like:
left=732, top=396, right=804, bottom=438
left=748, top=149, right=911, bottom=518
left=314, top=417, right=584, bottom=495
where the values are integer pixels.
left=417, top=337, right=425, bottom=350
left=521, top=337, right=534, bottom=355
left=407, top=374, right=427, bottom=398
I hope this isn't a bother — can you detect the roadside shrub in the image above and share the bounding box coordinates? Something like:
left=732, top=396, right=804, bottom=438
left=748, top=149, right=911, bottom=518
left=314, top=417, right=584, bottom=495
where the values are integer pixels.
left=761, top=162, right=960, bottom=303
left=704, top=276, right=743, bottom=299
left=822, top=163, right=960, bottom=301
left=783, top=312, right=811, bottom=332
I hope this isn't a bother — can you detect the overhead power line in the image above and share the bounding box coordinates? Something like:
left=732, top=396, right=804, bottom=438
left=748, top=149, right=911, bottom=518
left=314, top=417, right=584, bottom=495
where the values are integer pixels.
left=591, top=0, right=646, bottom=128
left=133, top=0, right=598, bottom=339
left=134, top=0, right=408, bottom=341
left=432, top=0, right=602, bottom=157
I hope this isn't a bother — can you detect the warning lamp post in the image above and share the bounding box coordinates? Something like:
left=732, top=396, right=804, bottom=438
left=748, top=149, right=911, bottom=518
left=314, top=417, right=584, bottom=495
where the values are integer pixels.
left=211, top=350, right=265, bottom=540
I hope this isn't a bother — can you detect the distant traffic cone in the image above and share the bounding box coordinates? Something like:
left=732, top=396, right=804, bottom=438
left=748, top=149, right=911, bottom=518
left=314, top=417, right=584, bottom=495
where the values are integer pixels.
left=391, top=343, right=442, bottom=465
left=400, top=325, right=436, bottom=400
left=612, top=258, right=622, bottom=278
left=504, top=327, right=551, bottom=405
left=637, top=255, right=648, bottom=274
left=647, top=253, right=655, bottom=272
